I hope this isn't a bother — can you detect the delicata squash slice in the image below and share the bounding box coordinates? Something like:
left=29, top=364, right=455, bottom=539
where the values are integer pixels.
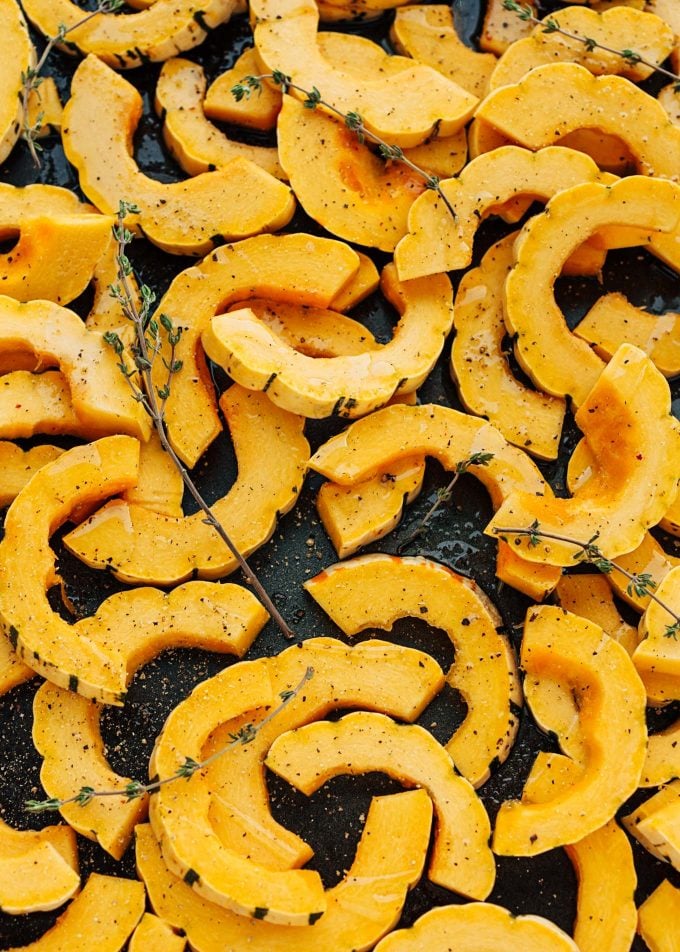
left=488, top=345, right=680, bottom=566
left=633, top=565, right=680, bottom=702
left=251, top=0, right=478, bottom=148
left=623, top=780, right=680, bottom=870
left=155, top=58, right=285, bottom=180
left=0, top=0, right=31, bottom=164
left=4, top=873, right=145, bottom=952
left=202, top=265, right=453, bottom=418
left=476, top=63, right=680, bottom=180
left=373, top=902, right=579, bottom=952
left=451, top=233, right=566, bottom=461
left=0, top=296, right=151, bottom=441
left=0, top=442, right=63, bottom=508
left=143, top=233, right=361, bottom=467
left=0, top=818, right=79, bottom=915
left=493, top=606, right=647, bottom=856
left=394, top=145, right=612, bottom=281
left=637, top=879, right=680, bottom=951
left=128, top=914, right=186, bottom=952
left=63, top=56, right=294, bottom=256
left=488, top=5, right=674, bottom=90
left=151, top=638, right=442, bottom=916
left=137, top=790, right=431, bottom=951
left=266, top=711, right=495, bottom=898
left=305, top=554, right=521, bottom=788
left=204, top=47, right=281, bottom=130
left=63, top=386, right=309, bottom=585
left=32, top=582, right=266, bottom=859
left=21, top=0, right=238, bottom=68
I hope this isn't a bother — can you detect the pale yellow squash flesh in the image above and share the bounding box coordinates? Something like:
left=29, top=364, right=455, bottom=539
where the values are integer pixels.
left=0, top=0, right=31, bottom=165
left=623, top=781, right=680, bottom=870
left=480, top=0, right=536, bottom=54
left=145, top=233, right=361, bottom=467
left=251, top=0, right=478, bottom=148
left=128, top=914, right=186, bottom=952
left=0, top=818, right=79, bottom=915
left=394, top=145, right=612, bottom=280
left=203, top=638, right=442, bottom=873
left=390, top=6, right=497, bottom=98
left=122, top=431, right=184, bottom=517
left=488, top=345, right=680, bottom=566
left=21, top=0, right=238, bottom=68
left=0, top=442, right=63, bottom=507
left=305, top=554, right=521, bottom=788
left=204, top=47, right=281, bottom=130
left=476, top=63, right=680, bottom=180
left=155, top=58, right=285, bottom=179
left=4, top=873, right=145, bottom=952
left=489, top=5, right=674, bottom=89
left=373, top=902, right=579, bottom=951
left=556, top=573, right=640, bottom=655
left=203, top=265, right=453, bottom=418
left=136, top=789, right=432, bottom=951
left=642, top=719, right=680, bottom=787
left=522, top=752, right=637, bottom=952
left=575, top=292, right=680, bottom=378
left=493, top=606, right=647, bottom=855
left=63, top=387, right=309, bottom=584
left=634, top=565, right=680, bottom=701
left=0, top=296, right=150, bottom=441
left=63, top=55, right=294, bottom=255
left=637, top=879, right=680, bottom=952
left=266, top=711, right=495, bottom=899
left=451, top=233, right=566, bottom=460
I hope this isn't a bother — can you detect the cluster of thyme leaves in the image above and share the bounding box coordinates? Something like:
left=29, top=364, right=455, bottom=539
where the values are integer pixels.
left=25, top=667, right=314, bottom=812
left=502, top=0, right=680, bottom=91
left=397, top=452, right=494, bottom=552
left=103, top=201, right=296, bottom=641
left=493, top=522, right=680, bottom=640
left=231, top=72, right=458, bottom=221
left=19, top=0, right=124, bottom=167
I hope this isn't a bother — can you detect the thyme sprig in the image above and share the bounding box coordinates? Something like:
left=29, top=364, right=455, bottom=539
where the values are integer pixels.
left=493, top=522, right=680, bottom=640
left=502, top=0, right=680, bottom=91
left=231, top=72, right=458, bottom=220
left=398, top=452, right=494, bottom=552
left=19, top=0, right=124, bottom=166
left=25, top=667, right=314, bottom=812
left=103, top=201, right=296, bottom=640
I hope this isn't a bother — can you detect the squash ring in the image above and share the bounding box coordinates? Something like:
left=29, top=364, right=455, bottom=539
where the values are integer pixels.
left=0, top=818, right=79, bottom=915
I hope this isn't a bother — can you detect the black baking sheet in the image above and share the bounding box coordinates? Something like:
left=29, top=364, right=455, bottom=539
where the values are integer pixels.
left=0, top=0, right=679, bottom=947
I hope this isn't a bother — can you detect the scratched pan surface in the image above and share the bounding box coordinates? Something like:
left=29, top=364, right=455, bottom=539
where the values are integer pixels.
left=0, top=0, right=679, bottom=946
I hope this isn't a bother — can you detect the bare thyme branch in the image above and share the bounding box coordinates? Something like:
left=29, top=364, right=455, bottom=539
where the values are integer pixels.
left=493, top=523, right=680, bottom=639
left=398, top=452, right=494, bottom=552
left=231, top=73, right=458, bottom=220
left=103, top=201, right=296, bottom=640
left=502, top=0, right=680, bottom=91
left=25, top=667, right=314, bottom=813
left=19, top=0, right=124, bottom=166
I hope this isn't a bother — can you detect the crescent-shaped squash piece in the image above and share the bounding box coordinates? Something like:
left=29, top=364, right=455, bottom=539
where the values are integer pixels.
left=373, top=902, right=578, bottom=952
left=204, top=47, right=281, bottom=130
left=637, top=879, right=680, bottom=952
left=0, top=296, right=150, bottom=440
left=304, top=554, right=521, bottom=787
left=128, top=914, right=186, bottom=952
left=63, top=55, right=294, bottom=255
left=623, top=781, right=680, bottom=869
left=146, top=233, right=361, bottom=466
left=556, top=573, right=640, bottom=655
left=634, top=565, right=680, bottom=702
left=4, top=873, right=145, bottom=952
left=266, top=710, right=495, bottom=899
left=488, top=5, right=674, bottom=90
left=390, top=6, right=497, bottom=98
left=0, top=370, right=100, bottom=440
left=137, top=789, right=431, bottom=951
left=575, top=292, right=680, bottom=378
left=0, top=442, right=63, bottom=507
left=202, top=265, right=453, bottom=417
left=0, top=819, right=79, bottom=915
left=21, top=0, right=237, bottom=68
left=451, top=232, right=566, bottom=460
left=63, top=386, right=309, bottom=584
left=394, top=145, right=612, bottom=280
left=642, top=720, right=680, bottom=787
left=251, top=0, right=478, bottom=147
left=607, top=534, right=680, bottom=613
left=277, top=96, right=427, bottom=252
left=0, top=0, right=31, bottom=164
left=522, top=752, right=638, bottom=952
left=178, top=638, right=443, bottom=876
left=32, top=582, right=266, bottom=858
left=155, top=58, right=285, bottom=179
left=488, top=345, right=680, bottom=565
left=476, top=63, right=680, bottom=180
left=316, top=456, right=426, bottom=558
left=493, top=605, right=647, bottom=856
